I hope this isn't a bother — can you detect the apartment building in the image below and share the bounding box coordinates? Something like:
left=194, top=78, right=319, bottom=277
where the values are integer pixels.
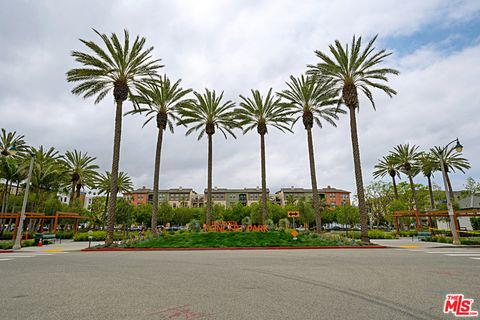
left=275, top=185, right=350, bottom=207
left=204, top=187, right=270, bottom=207
left=124, top=186, right=197, bottom=208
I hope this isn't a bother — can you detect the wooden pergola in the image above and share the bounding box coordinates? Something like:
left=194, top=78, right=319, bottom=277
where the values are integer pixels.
left=0, top=211, right=92, bottom=240
left=393, top=208, right=480, bottom=237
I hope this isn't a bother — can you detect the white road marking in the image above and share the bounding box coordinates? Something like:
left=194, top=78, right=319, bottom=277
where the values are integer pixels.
left=427, top=251, right=480, bottom=254
left=471, top=258, right=480, bottom=260
left=444, top=254, right=480, bottom=257
left=0, top=258, right=13, bottom=261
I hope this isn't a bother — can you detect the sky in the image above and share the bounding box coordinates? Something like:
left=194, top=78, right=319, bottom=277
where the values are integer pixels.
left=1, top=0, right=479, bottom=198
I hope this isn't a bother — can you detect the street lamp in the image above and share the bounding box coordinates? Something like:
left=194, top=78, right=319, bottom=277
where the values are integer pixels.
left=12, top=152, right=35, bottom=250
left=438, top=138, right=462, bottom=245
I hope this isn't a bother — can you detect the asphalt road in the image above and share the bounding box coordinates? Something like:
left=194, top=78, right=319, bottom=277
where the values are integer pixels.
left=1, top=246, right=479, bottom=320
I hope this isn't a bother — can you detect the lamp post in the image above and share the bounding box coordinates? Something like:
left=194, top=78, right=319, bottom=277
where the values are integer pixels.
left=438, top=138, right=463, bottom=245
left=12, top=152, right=35, bottom=250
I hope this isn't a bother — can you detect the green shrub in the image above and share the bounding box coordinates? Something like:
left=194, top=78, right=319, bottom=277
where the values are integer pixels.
left=398, top=230, right=417, bottom=237
left=73, top=231, right=124, bottom=241
left=0, top=240, right=35, bottom=249
left=56, top=231, right=74, bottom=239
left=345, top=230, right=396, bottom=239
left=460, top=238, right=480, bottom=245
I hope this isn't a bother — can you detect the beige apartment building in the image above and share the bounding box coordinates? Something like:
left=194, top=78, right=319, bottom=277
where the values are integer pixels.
left=204, top=187, right=269, bottom=207
left=125, top=185, right=348, bottom=208
left=124, top=186, right=197, bottom=208
left=274, top=185, right=350, bottom=207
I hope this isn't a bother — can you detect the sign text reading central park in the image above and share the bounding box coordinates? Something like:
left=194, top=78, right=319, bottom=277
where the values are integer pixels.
left=204, top=221, right=269, bottom=233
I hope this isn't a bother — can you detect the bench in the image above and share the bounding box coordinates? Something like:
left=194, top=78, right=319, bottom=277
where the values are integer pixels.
left=414, top=231, right=432, bottom=240
left=34, top=233, right=56, bottom=245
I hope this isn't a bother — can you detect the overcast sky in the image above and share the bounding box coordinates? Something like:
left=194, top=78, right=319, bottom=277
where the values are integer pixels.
left=1, top=0, right=479, bottom=197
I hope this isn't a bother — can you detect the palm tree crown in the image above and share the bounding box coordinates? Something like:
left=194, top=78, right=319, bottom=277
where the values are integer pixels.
left=373, top=155, right=400, bottom=180
left=390, top=144, right=421, bottom=176
left=61, top=150, right=99, bottom=201
left=307, top=35, right=399, bottom=110
left=67, top=29, right=163, bottom=103
left=237, top=88, right=293, bottom=134
left=0, top=128, right=27, bottom=158
left=96, top=171, right=133, bottom=195
left=430, top=146, right=471, bottom=174
left=278, top=75, right=343, bottom=129
left=177, top=89, right=237, bottom=139
left=126, top=75, right=193, bottom=131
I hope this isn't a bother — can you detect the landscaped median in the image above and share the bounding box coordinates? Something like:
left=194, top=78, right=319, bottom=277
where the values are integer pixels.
left=81, top=231, right=386, bottom=251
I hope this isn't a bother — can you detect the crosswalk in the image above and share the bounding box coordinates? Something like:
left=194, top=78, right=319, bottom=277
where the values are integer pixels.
left=0, top=251, right=68, bottom=262
left=398, top=248, right=480, bottom=261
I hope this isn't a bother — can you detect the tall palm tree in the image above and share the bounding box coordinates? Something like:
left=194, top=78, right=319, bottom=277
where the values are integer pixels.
left=431, top=146, right=470, bottom=201
left=0, top=157, right=19, bottom=212
left=177, top=89, right=237, bottom=224
left=391, top=144, right=422, bottom=229
left=95, top=171, right=133, bottom=225
left=237, top=89, right=293, bottom=224
left=67, top=29, right=162, bottom=246
left=126, top=75, right=192, bottom=234
left=307, top=35, right=399, bottom=243
left=29, top=146, right=63, bottom=212
left=1, top=129, right=27, bottom=211
left=373, top=155, right=401, bottom=200
left=61, top=150, right=99, bottom=204
left=278, top=75, right=343, bottom=232
left=418, top=152, right=438, bottom=209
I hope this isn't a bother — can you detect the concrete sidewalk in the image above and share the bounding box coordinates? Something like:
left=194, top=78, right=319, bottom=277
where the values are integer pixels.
left=14, top=240, right=104, bottom=253
left=371, top=238, right=455, bottom=249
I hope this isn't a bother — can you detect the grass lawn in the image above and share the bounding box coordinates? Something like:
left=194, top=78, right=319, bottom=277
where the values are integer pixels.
left=126, top=231, right=360, bottom=248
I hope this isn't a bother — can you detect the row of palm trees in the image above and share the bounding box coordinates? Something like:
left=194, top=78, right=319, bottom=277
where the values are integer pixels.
left=0, top=128, right=134, bottom=214
left=373, top=144, right=470, bottom=219
left=67, top=29, right=398, bottom=245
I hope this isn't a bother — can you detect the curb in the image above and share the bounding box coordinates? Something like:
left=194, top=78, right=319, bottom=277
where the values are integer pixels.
left=0, top=250, right=14, bottom=253
left=82, top=245, right=387, bottom=252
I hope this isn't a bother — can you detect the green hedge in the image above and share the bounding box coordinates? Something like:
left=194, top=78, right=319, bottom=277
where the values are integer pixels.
left=74, top=231, right=124, bottom=241
left=423, top=236, right=480, bottom=245
left=347, top=230, right=397, bottom=239
left=0, top=240, right=35, bottom=249
left=55, top=231, right=74, bottom=239
left=127, top=231, right=359, bottom=248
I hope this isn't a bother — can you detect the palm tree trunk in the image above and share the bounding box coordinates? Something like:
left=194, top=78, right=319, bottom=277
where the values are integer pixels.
left=1, top=178, right=9, bottom=213
left=15, top=180, right=20, bottom=196
left=445, top=172, right=455, bottom=202
left=106, top=101, right=123, bottom=246
left=151, top=128, right=164, bottom=235
left=260, top=133, right=268, bottom=225
left=306, top=128, right=321, bottom=233
left=5, top=180, right=13, bottom=213
left=348, top=107, right=369, bottom=243
left=69, top=181, right=76, bottom=204
left=427, top=175, right=435, bottom=209
left=206, top=133, right=213, bottom=224
left=103, top=192, right=109, bottom=226
left=392, top=175, right=399, bottom=200
left=408, top=174, right=421, bottom=230
left=76, top=184, right=81, bottom=200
